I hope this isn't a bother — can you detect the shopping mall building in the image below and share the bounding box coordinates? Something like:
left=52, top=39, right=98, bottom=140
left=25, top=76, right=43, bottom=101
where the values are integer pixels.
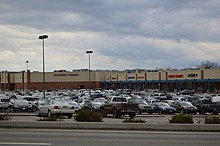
left=1, top=68, right=220, bottom=93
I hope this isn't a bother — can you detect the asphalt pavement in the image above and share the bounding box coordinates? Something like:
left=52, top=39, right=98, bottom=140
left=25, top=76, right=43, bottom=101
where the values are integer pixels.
left=0, top=129, right=220, bottom=146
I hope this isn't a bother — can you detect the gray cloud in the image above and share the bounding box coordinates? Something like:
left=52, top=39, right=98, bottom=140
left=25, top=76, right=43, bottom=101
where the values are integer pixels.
left=0, top=0, right=220, bottom=71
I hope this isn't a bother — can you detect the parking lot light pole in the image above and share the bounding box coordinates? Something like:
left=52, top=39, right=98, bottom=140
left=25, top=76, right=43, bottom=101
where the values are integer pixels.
left=86, top=50, right=93, bottom=97
left=39, top=34, right=48, bottom=99
left=25, top=60, right=29, bottom=92
left=26, top=60, right=29, bottom=71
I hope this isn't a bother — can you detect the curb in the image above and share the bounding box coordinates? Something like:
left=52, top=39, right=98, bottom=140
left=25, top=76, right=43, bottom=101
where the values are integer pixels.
left=1, top=121, right=220, bottom=132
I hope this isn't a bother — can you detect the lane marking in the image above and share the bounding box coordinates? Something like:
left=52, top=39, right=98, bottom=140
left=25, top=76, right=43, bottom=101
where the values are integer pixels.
left=0, top=142, right=52, bottom=145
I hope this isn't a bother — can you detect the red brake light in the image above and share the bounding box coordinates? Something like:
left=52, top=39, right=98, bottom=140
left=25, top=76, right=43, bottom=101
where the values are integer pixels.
left=53, top=106, right=60, bottom=109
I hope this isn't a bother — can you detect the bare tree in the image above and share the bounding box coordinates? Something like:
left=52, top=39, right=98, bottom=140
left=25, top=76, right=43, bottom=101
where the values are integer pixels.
left=200, top=60, right=220, bottom=69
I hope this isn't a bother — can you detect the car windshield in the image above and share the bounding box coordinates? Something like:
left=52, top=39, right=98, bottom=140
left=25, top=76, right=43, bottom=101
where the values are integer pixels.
left=113, top=97, right=127, bottom=102
left=158, top=102, right=169, bottom=106
left=91, top=101, right=102, bottom=106
left=23, top=97, right=35, bottom=101
left=66, top=101, right=79, bottom=106
left=180, top=102, right=193, bottom=106
left=52, top=100, right=69, bottom=105
left=135, top=100, right=148, bottom=104
left=1, top=99, right=10, bottom=102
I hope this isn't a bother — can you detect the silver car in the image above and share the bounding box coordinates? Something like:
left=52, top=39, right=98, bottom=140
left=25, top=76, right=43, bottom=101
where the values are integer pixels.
left=0, top=98, right=10, bottom=111
left=38, top=99, right=74, bottom=119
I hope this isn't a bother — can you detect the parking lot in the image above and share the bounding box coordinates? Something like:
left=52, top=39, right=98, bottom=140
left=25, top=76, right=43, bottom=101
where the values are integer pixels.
left=1, top=89, right=220, bottom=125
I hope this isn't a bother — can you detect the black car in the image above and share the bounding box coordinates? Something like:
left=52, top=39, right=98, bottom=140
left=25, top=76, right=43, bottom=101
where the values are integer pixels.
left=171, top=101, right=197, bottom=114
left=192, top=97, right=220, bottom=115
left=152, top=102, right=176, bottom=114
left=82, top=100, right=102, bottom=112
left=129, top=99, right=154, bottom=114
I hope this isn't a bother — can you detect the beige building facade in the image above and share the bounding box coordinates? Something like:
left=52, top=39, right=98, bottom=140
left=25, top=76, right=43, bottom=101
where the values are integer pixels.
left=1, top=68, right=220, bottom=93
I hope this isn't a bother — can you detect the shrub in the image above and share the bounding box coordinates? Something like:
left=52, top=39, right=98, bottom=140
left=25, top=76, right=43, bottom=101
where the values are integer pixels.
left=123, top=118, right=146, bottom=123
left=0, top=113, right=11, bottom=121
left=169, top=114, right=193, bottom=123
left=74, top=110, right=102, bottom=122
left=205, top=117, right=220, bottom=124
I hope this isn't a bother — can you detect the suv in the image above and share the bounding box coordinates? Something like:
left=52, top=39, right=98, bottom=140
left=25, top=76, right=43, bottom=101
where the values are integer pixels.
left=193, top=96, right=220, bottom=115
left=0, top=98, right=10, bottom=111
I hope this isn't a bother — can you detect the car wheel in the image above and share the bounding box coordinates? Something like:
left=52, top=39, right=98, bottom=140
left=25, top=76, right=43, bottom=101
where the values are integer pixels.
left=180, top=110, right=184, bottom=114
left=100, top=108, right=107, bottom=117
left=67, top=114, right=72, bottom=119
left=8, top=106, right=14, bottom=112
left=112, top=109, right=120, bottom=118
left=129, top=113, right=135, bottom=119
left=138, top=108, right=142, bottom=114
left=38, top=110, right=42, bottom=117
left=200, top=109, right=206, bottom=115
left=213, top=109, right=218, bottom=115
left=112, top=109, right=117, bottom=118
left=47, top=110, right=52, bottom=117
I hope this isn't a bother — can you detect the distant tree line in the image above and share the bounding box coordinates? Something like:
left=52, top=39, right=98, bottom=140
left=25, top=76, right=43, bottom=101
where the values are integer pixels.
left=165, top=60, right=220, bottom=71
left=197, top=60, right=220, bottom=69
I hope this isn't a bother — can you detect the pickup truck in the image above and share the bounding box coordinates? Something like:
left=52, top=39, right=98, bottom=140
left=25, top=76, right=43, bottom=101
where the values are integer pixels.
left=100, top=96, right=139, bottom=118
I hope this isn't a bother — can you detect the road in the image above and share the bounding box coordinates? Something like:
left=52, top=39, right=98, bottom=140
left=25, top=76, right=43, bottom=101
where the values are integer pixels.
left=0, top=129, right=220, bottom=146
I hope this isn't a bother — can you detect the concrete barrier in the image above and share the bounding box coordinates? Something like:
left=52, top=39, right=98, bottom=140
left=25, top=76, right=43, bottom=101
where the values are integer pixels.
left=1, top=121, right=220, bottom=132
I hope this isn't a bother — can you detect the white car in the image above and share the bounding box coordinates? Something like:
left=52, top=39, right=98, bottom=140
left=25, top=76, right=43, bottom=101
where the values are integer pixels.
left=65, top=100, right=81, bottom=112
left=38, top=99, right=74, bottom=118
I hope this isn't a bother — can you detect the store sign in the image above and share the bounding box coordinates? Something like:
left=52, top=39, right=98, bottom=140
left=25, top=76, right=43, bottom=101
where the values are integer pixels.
left=128, top=76, right=135, bottom=79
left=168, top=74, right=183, bottom=78
left=187, top=73, right=198, bottom=78
left=54, top=74, right=79, bottom=76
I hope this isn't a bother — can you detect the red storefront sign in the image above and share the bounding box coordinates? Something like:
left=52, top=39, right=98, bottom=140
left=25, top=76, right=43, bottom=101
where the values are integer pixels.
left=168, top=74, right=183, bottom=78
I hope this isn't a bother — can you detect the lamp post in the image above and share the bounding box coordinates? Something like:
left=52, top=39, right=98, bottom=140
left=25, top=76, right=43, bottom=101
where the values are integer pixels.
left=25, top=60, right=29, bottom=92
left=86, top=50, right=93, bottom=97
left=39, top=34, right=48, bottom=99
left=26, top=60, right=29, bottom=71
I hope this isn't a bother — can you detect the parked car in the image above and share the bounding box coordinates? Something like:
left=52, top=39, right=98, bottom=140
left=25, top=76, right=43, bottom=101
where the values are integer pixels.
left=22, top=96, right=39, bottom=111
left=0, top=98, right=10, bottom=111
left=178, top=89, right=195, bottom=96
left=9, top=99, right=32, bottom=112
left=128, top=99, right=154, bottom=114
left=65, top=100, right=81, bottom=112
left=192, top=96, right=220, bottom=115
left=82, top=100, right=102, bottom=112
left=171, top=101, right=197, bottom=114
left=152, top=93, right=167, bottom=101
left=38, top=99, right=75, bottom=118
left=152, top=102, right=176, bottom=114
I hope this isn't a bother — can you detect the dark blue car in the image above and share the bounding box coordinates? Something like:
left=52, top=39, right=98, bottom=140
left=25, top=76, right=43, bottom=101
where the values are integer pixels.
left=152, top=102, right=176, bottom=114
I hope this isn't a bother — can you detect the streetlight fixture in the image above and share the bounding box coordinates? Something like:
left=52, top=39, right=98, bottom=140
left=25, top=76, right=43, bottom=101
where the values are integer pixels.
left=26, top=60, right=29, bottom=71
left=39, top=34, right=48, bottom=99
left=86, top=50, right=93, bottom=97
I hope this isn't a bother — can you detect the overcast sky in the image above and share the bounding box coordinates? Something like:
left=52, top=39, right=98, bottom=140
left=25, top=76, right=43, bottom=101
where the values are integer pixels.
left=0, top=0, right=220, bottom=72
